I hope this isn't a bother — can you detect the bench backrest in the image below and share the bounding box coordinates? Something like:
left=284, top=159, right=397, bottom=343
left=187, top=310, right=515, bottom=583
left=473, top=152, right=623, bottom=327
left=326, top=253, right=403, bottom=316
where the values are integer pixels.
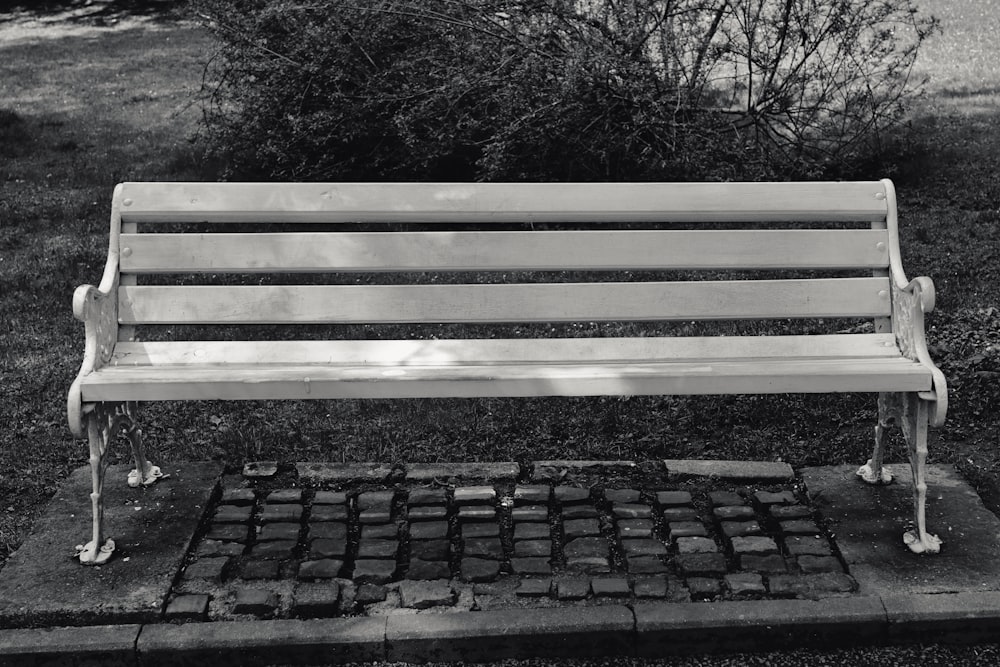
left=101, top=181, right=902, bottom=340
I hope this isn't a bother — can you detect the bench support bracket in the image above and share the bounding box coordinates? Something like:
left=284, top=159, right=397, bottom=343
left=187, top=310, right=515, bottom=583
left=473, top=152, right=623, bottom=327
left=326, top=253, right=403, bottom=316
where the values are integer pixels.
left=857, top=391, right=941, bottom=554
left=76, top=401, right=166, bottom=565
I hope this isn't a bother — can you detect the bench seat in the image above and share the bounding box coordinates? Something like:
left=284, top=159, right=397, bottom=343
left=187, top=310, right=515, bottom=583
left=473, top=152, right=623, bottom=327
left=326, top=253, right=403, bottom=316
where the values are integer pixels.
left=81, top=335, right=931, bottom=401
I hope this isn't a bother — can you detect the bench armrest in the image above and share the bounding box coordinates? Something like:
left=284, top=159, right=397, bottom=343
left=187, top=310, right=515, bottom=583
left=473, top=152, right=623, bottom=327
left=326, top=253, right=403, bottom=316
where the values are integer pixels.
left=68, top=184, right=126, bottom=438
left=68, top=279, right=120, bottom=438
left=891, top=275, right=947, bottom=427
left=880, top=179, right=946, bottom=427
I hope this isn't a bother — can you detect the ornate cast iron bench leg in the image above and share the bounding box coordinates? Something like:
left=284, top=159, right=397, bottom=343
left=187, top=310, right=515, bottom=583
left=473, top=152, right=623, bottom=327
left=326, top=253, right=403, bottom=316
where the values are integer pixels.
left=76, top=402, right=166, bottom=565
left=900, top=393, right=940, bottom=554
left=858, top=392, right=897, bottom=486
left=857, top=391, right=941, bottom=554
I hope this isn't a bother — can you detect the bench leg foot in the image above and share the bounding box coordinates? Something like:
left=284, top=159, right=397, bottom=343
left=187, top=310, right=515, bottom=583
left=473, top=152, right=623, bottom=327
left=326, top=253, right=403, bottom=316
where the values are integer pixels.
left=857, top=393, right=895, bottom=485
left=123, top=405, right=168, bottom=488
left=901, top=395, right=942, bottom=554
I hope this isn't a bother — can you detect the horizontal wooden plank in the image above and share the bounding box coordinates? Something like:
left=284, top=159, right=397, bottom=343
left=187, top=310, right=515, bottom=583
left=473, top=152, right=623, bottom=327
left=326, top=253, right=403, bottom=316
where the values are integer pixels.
left=80, top=356, right=932, bottom=402
left=118, top=278, right=892, bottom=325
left=108, top=334, right=903, bottom=367
left=117, top=181, right=889, bottom=224
left=119, top=229, right=890, bottom=273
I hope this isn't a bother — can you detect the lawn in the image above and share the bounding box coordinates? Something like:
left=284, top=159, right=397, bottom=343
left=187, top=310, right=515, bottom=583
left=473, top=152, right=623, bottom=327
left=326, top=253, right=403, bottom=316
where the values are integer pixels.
left=1, top=0, right=998, bottom=583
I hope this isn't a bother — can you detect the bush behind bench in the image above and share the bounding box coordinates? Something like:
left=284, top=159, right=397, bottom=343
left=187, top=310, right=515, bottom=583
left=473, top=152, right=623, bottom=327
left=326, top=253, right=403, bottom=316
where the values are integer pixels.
left=194, top=0, right=937, bottom=182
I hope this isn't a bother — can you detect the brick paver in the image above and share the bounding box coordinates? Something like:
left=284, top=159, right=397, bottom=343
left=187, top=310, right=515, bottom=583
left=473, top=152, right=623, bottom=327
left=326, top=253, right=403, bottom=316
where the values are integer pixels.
left=164, top=594, right=210, bottom=621
left=233, top=588, right=279, bottom=616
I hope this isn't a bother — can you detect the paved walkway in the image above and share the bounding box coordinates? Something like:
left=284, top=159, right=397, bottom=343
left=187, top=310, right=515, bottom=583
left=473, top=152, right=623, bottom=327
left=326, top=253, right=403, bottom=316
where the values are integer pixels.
left=3, top=459, right=1000, bottom=665
left=179, top=460, right=851, bottom=619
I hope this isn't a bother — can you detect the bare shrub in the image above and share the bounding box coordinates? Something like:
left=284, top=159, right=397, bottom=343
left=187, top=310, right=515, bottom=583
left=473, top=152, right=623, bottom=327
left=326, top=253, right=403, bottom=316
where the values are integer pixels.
left=195, top=0, right=938, bottom=181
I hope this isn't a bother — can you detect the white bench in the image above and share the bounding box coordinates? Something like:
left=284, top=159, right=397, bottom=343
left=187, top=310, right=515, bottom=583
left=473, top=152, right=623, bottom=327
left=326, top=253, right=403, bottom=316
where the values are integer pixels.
left=67, top=180, right=947, bottom=564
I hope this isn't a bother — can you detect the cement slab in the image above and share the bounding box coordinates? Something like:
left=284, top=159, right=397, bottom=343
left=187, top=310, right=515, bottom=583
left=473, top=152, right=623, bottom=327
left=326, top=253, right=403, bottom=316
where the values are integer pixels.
left=0, top=624, right=141, bottom=667
left=296, top=462, right=396, bottom=483
left=137, top=617, right=387, bottom=667
left=531, top=460, right=642, bottom=481
left=0, top=462, right=221, bottom=628
left=386, top=605, right=635, bottom=662
left=635, top=597, right=886, bottom=655
left=664, top=459, right=795, bottom=481
left=882, top=591, right=1000, bottom=643
left=405, top=462, right=520, bottom=481
left=800, top=464, right=1000, bottom=596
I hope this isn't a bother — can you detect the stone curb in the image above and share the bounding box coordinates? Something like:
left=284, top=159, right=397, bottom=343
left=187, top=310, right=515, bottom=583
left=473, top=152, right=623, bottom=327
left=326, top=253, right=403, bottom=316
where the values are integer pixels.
left=635, top=597, right=887, bottom=656
left=137, top=617, right=387, bottom=667
left=882, top=591, right=1000, bottom=643
left=386, top=605, right=636, bottom=662
left=0, top=624, right=142, bottom=667
left=664, top=459, right=796, bottom=481
left=7, top=592, right=1000, bottom=665
left=293, top=459, right=795, bottom=484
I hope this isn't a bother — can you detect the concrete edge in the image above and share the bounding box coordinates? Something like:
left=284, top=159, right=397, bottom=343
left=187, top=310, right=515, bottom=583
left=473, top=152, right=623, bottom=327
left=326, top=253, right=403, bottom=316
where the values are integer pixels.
left=0, top=624, right=142, bottom=667
left=295, top=461, right=522, bottom=483
left=664, top=459, right=796, bottom=481
left=6, top=591, right=1000, bottom=665
left=136, top=616, right=388, bottom=667
left=386, top=604, right=636, bottom=662
left=405, top=462, right=521, bottom=481
left=882, top=591, right=1000, bottom=644
left=637, top=596, right=887, bottom=656
left=294, top=459, right=800, bottom=486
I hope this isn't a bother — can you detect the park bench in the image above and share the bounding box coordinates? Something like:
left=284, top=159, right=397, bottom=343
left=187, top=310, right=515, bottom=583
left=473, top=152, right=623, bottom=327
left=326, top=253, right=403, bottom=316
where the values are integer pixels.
left=67, top=180, right=947, bottom=565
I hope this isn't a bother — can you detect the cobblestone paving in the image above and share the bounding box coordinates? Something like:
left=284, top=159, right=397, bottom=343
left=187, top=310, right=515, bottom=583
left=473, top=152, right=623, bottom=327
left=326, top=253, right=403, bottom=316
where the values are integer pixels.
left=167, top=463, right=857, bottom=621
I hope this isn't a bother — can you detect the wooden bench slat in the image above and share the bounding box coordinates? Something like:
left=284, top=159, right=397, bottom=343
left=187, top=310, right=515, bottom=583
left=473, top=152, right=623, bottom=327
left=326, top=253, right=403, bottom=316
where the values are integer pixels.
left=118, top=278, right=891, bottom=325
left=117, top=181, right=889, bottom=224
left=108, top=334, right=902, bottom=367
left=120, top=229, right=890, bottom=273
left=80, top=356, right=932, bottom=402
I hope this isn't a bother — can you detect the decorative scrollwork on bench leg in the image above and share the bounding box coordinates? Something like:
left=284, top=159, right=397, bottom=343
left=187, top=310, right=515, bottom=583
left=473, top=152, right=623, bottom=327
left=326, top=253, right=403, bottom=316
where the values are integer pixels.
left=75, top=402, right=167, bottom=565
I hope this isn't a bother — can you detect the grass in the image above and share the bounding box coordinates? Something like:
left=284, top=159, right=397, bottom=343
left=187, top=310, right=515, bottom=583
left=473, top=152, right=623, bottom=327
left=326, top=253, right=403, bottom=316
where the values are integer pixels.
left=1, top=0, right=999, bottom=580
left=0, top=7, right=216, bottom=559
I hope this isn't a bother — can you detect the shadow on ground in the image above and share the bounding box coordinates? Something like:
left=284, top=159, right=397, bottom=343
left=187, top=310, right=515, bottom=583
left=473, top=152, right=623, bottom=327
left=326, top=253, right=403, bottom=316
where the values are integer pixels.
left=0, top=0, right=186, bottom=24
